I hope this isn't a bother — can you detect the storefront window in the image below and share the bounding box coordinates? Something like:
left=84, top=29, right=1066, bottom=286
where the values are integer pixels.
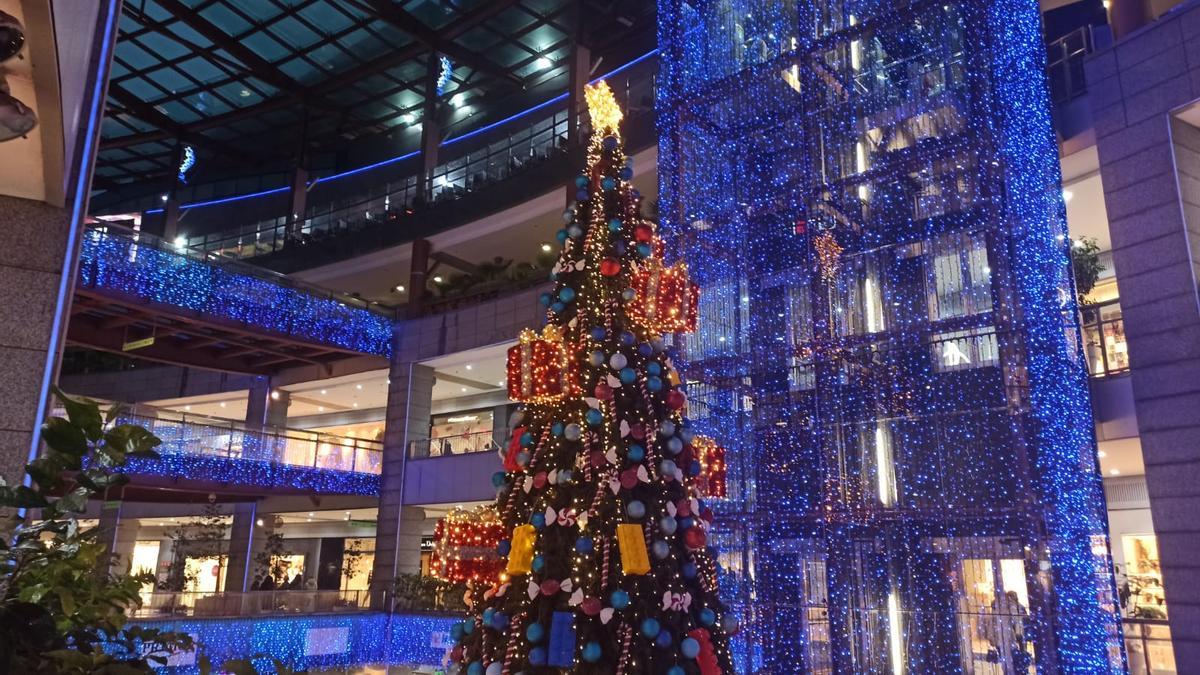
left=426, top=409, right=496, bottom=456
left=1081, top=300, right=1128, bottom=377
left=1121, top=534, right=1166, bottom=619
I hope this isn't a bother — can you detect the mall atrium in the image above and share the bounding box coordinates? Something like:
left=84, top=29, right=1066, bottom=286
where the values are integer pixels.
left=2, top=0, right=1200, bottom=672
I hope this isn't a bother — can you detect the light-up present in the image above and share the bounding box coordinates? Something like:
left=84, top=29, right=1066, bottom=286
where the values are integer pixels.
left=505, top=524, right=537, bottom=576
left=628, top=261, right=699, bottom=335
left=506, top=326, right=573, bottom=403
left=616, top=523, right=650, bottom=575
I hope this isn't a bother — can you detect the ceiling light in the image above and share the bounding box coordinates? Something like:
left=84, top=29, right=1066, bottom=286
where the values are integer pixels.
left=270, top=390, right=280, bottom=400
left=353, top=402, right=359, bottom=407
left=498, top=380, right=505, bottom=386
left=356, top=384, right=363, bottom=390
left=465, top=364, right=473, bottom=370
left=394, top=284, right=406, bottom=292
left=433, top=275, right=444, bottom=283
left=184, top=405, right=191, bottom=411
left=541, top=243, right=553, bottom=252
left=536, top=56, right=552, bottom=70
left=161, top=194, right=169, bottom=202
left=256, top=518, right=264, bottom=526
left=308, top=512, right=314, bottom=517
left=1109, top=469, right=1120, bottom=475
left=401, top=112, right=415, bottom=125
left=219, top=402, right=227, bottom=408
left=1062, top=189, right=1074, bottom=203
left=1097, top=450, right=1107, bottom=458
left=460, top=387, right=467, bottom=392
left=173, top=235, right=187, bottom=249
left=320, top=389, right=327, bottom=395
left=318, top=406, right=325, bottom=412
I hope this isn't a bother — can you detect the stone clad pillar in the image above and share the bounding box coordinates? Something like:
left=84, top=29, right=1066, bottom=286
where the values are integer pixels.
left=223, top=501, right=258, bottom=592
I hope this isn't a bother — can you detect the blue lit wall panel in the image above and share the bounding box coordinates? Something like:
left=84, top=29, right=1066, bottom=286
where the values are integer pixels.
left=657, top=0, right=1123, bottom=672
left=128, top=612, right=459, bottom=673
left=77, top=230, right=392, bottom=357
left=118, top=454, right=380, bottom=496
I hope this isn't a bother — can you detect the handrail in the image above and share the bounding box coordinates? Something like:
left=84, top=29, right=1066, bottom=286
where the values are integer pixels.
left=118, top=411, right=383, bottom=476
left=409, top=430, right=499, bottom=458
left=132, top=589, right=375, bottom=618
left=82, top=223, right=392, bottom=315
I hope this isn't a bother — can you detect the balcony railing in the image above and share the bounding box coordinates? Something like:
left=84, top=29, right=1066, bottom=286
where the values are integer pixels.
left=1081, top=299, right=1129, bottom=378
left=1047, top=26, right=1101, bottom=105
left=119, top=411, right=383, bottom=476
left=1124, top=618, right=1177, bottom=674
left=408, top=430, right=499, bottom=458
left=132, top=589, right=375, bottom=619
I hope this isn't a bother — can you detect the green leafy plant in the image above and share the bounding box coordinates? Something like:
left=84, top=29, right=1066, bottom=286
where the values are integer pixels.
left=0, top=389, right=196, bottom=673
left=390, top=573, right=467, bottom=613
left=1070, top=236, right=1105, bottom=303
left=160, top=499, right=229, bottom=593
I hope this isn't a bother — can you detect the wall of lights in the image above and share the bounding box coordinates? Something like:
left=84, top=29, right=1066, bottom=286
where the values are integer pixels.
left=116, top=452, right=381, bottom=496
left=77, top=229, right=393, bottom=357
left=124, top=612, right=457, bottom=673
left=656, top=0, right=1123, bottom=672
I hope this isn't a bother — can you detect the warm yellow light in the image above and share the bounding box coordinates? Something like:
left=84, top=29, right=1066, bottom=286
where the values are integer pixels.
left=585, top=80, right=623, bottom=137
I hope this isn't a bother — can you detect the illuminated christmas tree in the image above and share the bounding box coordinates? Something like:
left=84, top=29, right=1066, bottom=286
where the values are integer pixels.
left=450, top=81, right=734, bottom=675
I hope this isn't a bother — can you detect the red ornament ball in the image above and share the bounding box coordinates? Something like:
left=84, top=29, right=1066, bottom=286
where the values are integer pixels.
left=581, top=597, right=602, bottom=616
left=676, top=499, right=692, bottom=517
left=629, top=423, right=646, bottom=440
left=685, top=528, right=707, bottom=549
left=595, top=381, right=614, bottom=400
left=666, top=390, right=686, bottom=410
left=533, top=472, right=548, bottom=489
left=600, top=258, right=622, bottom=277
left=634, top=225, right=654, bottom=242
left=620, top=467, right=640, bottom=490
left=590, top=451, right=607, bottom=468
left=540, top=579, right=561, bottom=596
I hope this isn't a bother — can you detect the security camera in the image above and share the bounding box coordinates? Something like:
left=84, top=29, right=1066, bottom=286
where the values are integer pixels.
left=0, top=73, right=37, bottom=142
left=0, top=11, right=24, bottom=63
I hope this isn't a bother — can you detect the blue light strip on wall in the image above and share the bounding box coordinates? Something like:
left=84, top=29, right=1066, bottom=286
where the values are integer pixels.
left=122, top=612, right=460, bottom=673
left=118, top=454, right=380, bottom=496
left=77, top=229, right=393, bottom=356
left=153, top=49, right=660, bottom=212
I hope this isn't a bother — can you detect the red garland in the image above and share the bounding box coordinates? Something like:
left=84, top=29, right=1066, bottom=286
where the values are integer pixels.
left=687, top=628, right=722, bottom=675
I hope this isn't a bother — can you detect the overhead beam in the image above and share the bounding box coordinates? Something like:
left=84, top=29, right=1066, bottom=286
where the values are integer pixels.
left=359, top=0, right=522, bottom=87
left=107, top=85, right=265, bottom=164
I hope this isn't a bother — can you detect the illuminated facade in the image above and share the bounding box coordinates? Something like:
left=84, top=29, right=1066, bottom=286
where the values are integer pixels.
left=656, top=1, right=1124, bottom=672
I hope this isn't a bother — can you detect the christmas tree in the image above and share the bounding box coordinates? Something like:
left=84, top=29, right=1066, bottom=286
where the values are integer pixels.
left=449, top=81, right=735, bottom=675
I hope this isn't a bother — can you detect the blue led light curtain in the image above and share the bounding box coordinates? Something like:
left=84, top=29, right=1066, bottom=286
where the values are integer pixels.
left=656, top=1, right=1124, bottom=672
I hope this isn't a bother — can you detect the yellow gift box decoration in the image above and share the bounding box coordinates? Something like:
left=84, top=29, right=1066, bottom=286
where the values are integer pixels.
left=617, top=523, right=650, bottom=575
left=506, top=524, right=537, bottom=575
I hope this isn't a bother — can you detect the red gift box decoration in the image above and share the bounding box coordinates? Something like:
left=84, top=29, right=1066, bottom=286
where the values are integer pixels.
left=691, top=435, right=728, bottom=499
left=507, top=326, right=573, bottom=403
left=629, top=261, right=699, bottom=335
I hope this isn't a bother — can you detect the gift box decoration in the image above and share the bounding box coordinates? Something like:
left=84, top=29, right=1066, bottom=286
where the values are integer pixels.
left=547, top=611, right=576, bottom=667
left=505, top=524, right=537, bottom=575
left=507, top=326, right=573, bottom=403
left=691, top=435, right=728, bottom=499
left=616, top=523, right=650, bottom=575
left=629, top=262, right=699, bottom=335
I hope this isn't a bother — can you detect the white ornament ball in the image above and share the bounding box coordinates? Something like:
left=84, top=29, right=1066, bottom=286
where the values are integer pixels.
left=610, top=353, right=628, bottom=370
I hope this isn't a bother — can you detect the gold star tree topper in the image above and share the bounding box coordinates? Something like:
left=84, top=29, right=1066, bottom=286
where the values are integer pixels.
left=585, top=80, right=623, bottom=138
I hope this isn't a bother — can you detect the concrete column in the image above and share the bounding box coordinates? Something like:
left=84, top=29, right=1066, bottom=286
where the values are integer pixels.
left=419, top=56, right=442, bottom=203
left=408, top=238, right=432, bottom=318
left=286, top=165, right=309, bottom=238
left=96, top=498, right=138, bottom=576
left=565, top=41, right=592, bottom=152
left=245, top=376, right=290, bottom=429
left=162, top=196, right=181, bottom=242
left=371, top=360, right=435, bottom=597
left=223, top=501, right=257, bottom=592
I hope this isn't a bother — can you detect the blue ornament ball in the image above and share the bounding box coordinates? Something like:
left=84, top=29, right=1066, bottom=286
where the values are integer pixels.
left=637, top=243, right=653, bottom=258
left=482, top=608, right=495, bottom=625
left=660, top=459, right=677, bottom=475
left=680, top=427, right=696, bottom=444
left=539, top=292, right=553, bottom=306
left=647, top=376, right=663, bottom=392
left=498, top=540, right=511, bottom=556
left=619, top=367, right=637, bottom=384
left=487, top=663, right=503, bottom=675
left=575, top=175, right=588, bottom=189
left=551, top=301, right=565, bottom=314
left=564, top=423, right=583, bottom=441
left=681, top=637, right=701, bottom=659
left=667, top=437, right=684, bottom=454
left=576, top=536, right=594, bottom=553
left=451, top=623, right=465, bottom=641
left=559, top=287, right=576, bottom=302
left=515, top=451, right=530, bottom=467
left=583, top=641, right=602, bottom=662
left=562, top=208, right=575, bottom=223
left=614, top=240, right=627, bottom=255
left=526, top=623, right=545, bottom=642
left=491, top=471, right=507, bottom=488
left=590, top=326, right=607, bottom=340
left=620, top=165, right=634, bottom=180
left=576, top=189, right=589, bottom=201
left=682, top=562, right=697, bottom=578
left=621, top=287, right=637, bottom=301
left=627, top=444, right=645, bottom=462
left=463, top=620, right=475, bottom=635
left=520, top=432, right=534, bottom=447
left=588, top=350, right=606, bottom=367
left=610, top=589, right=630, bottom=609
left=603, top=135, right=619, bottom=150
left=492, top=612, right=509, bottom=630
left=659, top=420, right=676, bottom=437
left=668, top=667, right=685, bottom=675
left=558, top=469, right=573, bottom=483
left=586, top=408, right=604, bottom=426
left=652, top=539, right=670, bottom=559
left=601, top=176, right=617, bottom=191
left=647, top=361, right=662, bottom=375
left=660, top=516, right=678, bottom=535
left=656, top=630, right=673, bottom=648
left=639, top=342, right=654, bottom=357
left=699, top=608, right=717, bottom=626
left=531, top=513, right=546, bottom=529
left=619, top=331, right=636, bottom=346
left=531, top=555, right=545, bottom=572
left=468, top=662, right=483, bottom=675
left=567, top=224, right=584, bottom=239
left=680, top=517, right=694, bottom=531
left=555, top=229, right=569, bottom=244
left=608, top=217, right=623, bottom=231
left=552, top=422, right=565, bottom=436
left=529, top=647, right=547, bottom=666
left=640, top=617, right=661, bottom=638
left=626, top=500, right=646, bottom=519
left=651, top=337, right=666, bottom=352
